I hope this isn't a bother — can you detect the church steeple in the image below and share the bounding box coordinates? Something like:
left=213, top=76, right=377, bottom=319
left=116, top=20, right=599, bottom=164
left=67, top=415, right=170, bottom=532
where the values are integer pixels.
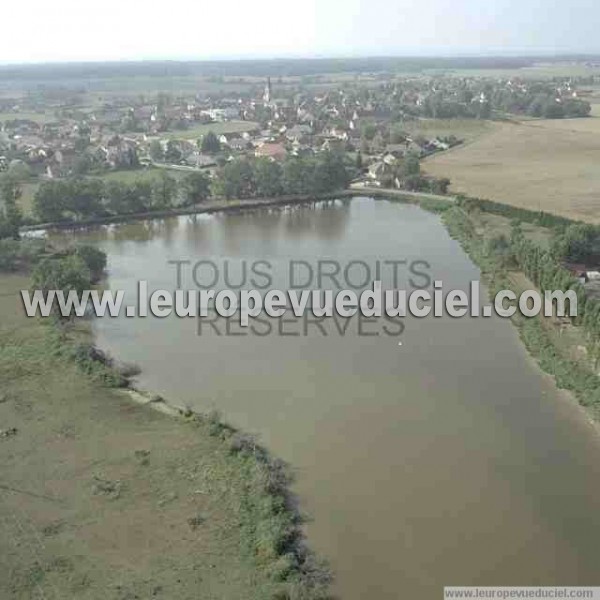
left=263, top=77, right=272, bottom=104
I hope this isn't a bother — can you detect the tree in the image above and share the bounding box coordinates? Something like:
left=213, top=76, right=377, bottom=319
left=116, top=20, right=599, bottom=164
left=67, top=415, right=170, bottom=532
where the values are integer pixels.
left=164, top=141, right=182, bottom=164
left=7, top=160, right=32, bottom=181
left=360, top=121, right=377, bottom=141
left=201, top=131, right=221, bottom=154
left=477, top=101, right=492, bottom=120
left=563, top=99, right=591, bottom=118
left=104, top=180, right=128, bottom=215
left=556, top=224, right=600, bottom=262
left=543, top=100, right=565, bottom=119
left=130, top=180, right=154, bottom=212
left=402, top=174, right=428, bottom=191
left=214, top=159, right=255, bottom=199
left=74, top=136, right=90, bottom=152
left=182, top=171, right=211, bottom=205
left=253, top=158, right=283, bottom=197
left=34, top=181, right=68, bottom=222
left=31, top=255, right=92, bottom=317
left=104, top=180, right=153, bottom=215
left=0, top=175, right=23, bottom=239
left=400, top=152, right=421, bottom=178
left=65, top=178, right=104, bottom=220
left=149, top=140, right=164, bottom=162
left=72, top=154, right=92, bottom=175
left=389, top=125, right=407, bottom=144
left=312, top=150, right=349, bottom=193
left=371, top=132, right=386, bottom=153
left=151, top=172, right=178, bottom=208
left=359, top=138, right=370, bottom=155
left=486, top=235, right=513, bottom=268
left=282, top=157, right=313, bottom=195
left=75, top=245, right=107, bottom=283
left=355, top=152, right=363, bottom=171
left=430, top=177, right=451, bottom=195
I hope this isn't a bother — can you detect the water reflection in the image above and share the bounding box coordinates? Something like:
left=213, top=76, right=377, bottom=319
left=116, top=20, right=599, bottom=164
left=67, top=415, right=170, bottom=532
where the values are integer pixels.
left=48, top=197, right=600, bottom=600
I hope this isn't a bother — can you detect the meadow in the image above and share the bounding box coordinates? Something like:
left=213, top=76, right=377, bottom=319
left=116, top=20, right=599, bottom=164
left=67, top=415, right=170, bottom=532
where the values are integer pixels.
left=0, top=273, right=328, bottom=600
left=0, top=110, right=55, bottom=123
left=431, top=63, right=600, bottom=80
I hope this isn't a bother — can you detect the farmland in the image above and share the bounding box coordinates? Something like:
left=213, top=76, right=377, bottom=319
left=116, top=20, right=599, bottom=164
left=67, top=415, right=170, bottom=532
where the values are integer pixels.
left=0, top=111, right=55, bottom=124
left=402, top=118, right=494, bottom=143
left=424, top=116, right=600, bottom=223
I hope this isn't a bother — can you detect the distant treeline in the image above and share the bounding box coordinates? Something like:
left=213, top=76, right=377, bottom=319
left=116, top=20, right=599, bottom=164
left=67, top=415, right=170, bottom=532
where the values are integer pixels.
left=0, top=56, right=582, bottom=81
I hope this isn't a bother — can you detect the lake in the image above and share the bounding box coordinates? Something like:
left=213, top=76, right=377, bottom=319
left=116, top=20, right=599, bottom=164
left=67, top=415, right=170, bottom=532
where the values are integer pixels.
left=52, top=197, right=600, bottom=599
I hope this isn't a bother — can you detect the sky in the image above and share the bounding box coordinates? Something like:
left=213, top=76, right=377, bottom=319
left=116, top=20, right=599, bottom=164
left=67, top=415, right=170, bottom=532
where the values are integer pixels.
left=1, top=0, right=599, bottom=64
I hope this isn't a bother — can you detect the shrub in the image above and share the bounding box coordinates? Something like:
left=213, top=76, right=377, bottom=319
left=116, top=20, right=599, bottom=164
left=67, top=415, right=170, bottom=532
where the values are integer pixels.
left=74, top=245, right=107, bottom=282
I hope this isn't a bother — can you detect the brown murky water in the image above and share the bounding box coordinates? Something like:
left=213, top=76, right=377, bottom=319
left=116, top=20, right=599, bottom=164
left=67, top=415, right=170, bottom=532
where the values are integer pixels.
left=54, top=198, right=600, bottom=599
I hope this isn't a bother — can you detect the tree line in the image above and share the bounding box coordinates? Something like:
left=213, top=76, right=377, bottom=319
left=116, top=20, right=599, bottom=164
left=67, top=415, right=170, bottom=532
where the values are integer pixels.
left=213, top=151, right=350, bottom=199
left=0, top=176, right=23, bottom=239
left=456, top=196, right=600, bottom=371
left=30, top=151, right=351, bottom=223
left=444, top=202, right=600, bottom=410
left=32, top=171, right=211, bottom=223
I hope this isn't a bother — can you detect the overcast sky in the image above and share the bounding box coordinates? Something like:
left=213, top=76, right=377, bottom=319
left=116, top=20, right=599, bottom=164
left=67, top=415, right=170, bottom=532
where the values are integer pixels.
left=1, top=0, right=598, bottom=64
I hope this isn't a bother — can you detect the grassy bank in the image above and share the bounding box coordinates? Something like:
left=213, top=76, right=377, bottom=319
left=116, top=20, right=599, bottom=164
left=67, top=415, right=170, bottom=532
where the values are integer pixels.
left=0, top=274, right=331, bottom=600
left=441, top=204, right=600, bottom=422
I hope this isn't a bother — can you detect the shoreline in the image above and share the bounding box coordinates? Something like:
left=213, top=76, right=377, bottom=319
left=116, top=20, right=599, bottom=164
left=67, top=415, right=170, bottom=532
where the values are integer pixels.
left=6, top=192, right=597, bottom=596
left=0, top=271, right=333, bottom=599
left=20, top=187, right=453, bottom=232
left=441, top=202, right=600, bottom=429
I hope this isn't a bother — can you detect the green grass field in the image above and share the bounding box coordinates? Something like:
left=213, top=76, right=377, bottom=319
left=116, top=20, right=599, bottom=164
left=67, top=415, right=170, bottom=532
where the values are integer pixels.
left=428, top=64, right=600, bottom=80
left=98, top=167, right=180, bottom=184
left=0, top=111, right=56, bottom=124
left=19, top=182, right=39, bottom=217
left=0, top=272, right=328, bottom=599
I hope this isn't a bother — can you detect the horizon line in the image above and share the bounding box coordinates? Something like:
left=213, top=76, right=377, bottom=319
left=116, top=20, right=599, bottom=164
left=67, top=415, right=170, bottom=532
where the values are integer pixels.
left=2, top=51, right=600, bottom=68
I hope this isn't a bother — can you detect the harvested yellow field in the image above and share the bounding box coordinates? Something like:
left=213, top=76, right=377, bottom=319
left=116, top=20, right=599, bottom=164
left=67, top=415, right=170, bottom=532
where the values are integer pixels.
left=424, top=118, right=600, bottom=223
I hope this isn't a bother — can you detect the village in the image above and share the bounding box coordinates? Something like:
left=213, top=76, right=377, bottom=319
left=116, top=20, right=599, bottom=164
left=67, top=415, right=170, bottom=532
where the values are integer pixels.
left=2, top=43, right=600, bottom=599
left=0, top=71, right=593, bottom=204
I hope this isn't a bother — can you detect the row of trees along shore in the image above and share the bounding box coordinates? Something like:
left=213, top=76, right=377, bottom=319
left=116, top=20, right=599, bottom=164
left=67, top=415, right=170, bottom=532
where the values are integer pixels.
left=30, top=151, right=351, bottom=223
left=450, top=197, right=600, bottom=394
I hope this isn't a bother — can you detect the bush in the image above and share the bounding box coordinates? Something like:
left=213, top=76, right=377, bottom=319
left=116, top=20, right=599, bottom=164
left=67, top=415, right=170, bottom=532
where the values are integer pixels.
left=456, top=195, right=574, bottom=230
left=74, top=245, right=107, bottom=282
left=30, top=255, right=91, bottom=318
left=0, top=239, right=21, bottom=271
left=0, top=239, right=47, bottom=272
